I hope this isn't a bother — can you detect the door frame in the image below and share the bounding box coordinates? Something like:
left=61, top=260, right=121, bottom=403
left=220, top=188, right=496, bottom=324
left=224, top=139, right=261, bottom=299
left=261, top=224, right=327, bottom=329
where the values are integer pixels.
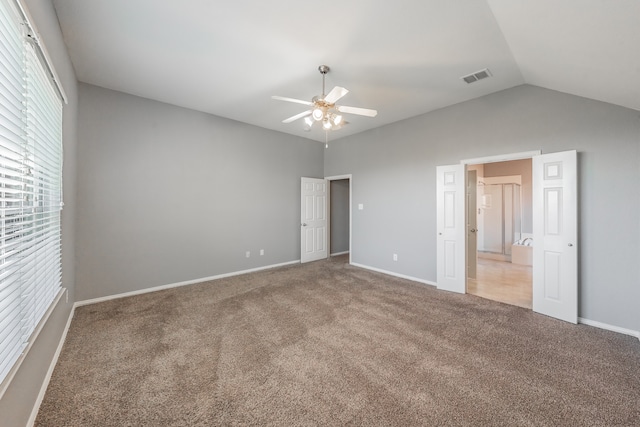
left=325, top=174, right=352, bottom=264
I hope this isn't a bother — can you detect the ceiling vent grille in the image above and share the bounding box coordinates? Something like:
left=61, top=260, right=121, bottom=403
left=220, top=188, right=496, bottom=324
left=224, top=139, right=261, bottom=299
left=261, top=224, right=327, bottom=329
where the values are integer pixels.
left=461, top=68, right=492, bottom=84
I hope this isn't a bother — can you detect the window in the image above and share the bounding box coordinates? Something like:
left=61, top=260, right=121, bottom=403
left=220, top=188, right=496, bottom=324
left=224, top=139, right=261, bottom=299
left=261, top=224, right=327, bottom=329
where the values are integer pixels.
left=0, top=0, right=63, bottom=387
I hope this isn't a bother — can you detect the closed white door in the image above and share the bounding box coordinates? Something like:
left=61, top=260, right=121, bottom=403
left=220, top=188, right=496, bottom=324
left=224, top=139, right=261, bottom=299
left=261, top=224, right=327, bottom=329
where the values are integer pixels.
left=437, top=164, right=466, bottom=293
left=532, top=150, right=578, bottom=323
left=301, top=177, right=328, bottom=263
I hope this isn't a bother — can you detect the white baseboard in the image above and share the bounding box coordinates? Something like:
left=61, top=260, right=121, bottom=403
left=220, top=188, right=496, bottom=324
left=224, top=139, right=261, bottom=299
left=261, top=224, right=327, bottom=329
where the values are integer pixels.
left=75, top=260, right=301, bottom=307
left=28, top=260, right=300, bottom=424
left=352, top=263, right=639, bottom=342
left=330, top=251, right=349, bottom=257
left=22, top=261, right=640, bottom=425
left=578, top=317, right=640, bottom=341
left=350, top=262, right=437, bottom=287
left=27, top=303, right=76, bottom=427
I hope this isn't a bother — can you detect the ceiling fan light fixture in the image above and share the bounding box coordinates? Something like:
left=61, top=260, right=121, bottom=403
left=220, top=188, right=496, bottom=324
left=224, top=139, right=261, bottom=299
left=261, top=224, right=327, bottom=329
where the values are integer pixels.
left=304, top=116, right=314, bottom=126
left=272, top=64, right=377, bottom=134
left=312, top=108, right=324, bottom=121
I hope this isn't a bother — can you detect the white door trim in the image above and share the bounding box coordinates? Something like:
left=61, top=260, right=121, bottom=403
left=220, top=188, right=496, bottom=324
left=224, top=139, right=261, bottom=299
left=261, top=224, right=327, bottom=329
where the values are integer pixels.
left=325, top=174, right=352, bottom=265
left=461, top=150, right=541, bottom=165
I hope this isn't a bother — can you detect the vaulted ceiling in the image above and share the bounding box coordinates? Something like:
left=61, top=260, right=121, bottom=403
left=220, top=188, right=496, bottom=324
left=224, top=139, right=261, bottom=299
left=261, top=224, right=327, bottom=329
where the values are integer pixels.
left=51, top=0, right=640, bottom=142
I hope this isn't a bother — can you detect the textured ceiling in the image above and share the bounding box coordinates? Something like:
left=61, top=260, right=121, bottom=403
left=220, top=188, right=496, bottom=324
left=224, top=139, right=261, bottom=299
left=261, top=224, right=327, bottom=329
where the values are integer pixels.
left=51, top=0, right=640, bottom=142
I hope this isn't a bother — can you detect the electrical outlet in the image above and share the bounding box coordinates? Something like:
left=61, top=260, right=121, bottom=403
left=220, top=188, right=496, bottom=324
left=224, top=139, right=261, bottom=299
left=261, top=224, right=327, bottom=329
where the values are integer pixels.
left=393, top=253, right=398, bottom=261
left=260, top=249, right=264, bottom=256
left=245, top=251, right=250, bottom=258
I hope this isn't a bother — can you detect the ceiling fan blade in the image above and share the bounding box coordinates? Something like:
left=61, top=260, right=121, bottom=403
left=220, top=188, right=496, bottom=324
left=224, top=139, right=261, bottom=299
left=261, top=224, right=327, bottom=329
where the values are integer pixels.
left=282, top=110, right=312, bottom=124
left=272, top=96, right=313, bottom=106
left=323, top=86, right=349, bottom=104
left=336, top=105, right=378, bottom=117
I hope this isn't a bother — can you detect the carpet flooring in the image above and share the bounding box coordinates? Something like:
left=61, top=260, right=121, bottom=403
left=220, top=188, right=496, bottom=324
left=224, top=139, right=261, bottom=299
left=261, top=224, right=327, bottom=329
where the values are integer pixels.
left=36, top=256, right=640, bottom=426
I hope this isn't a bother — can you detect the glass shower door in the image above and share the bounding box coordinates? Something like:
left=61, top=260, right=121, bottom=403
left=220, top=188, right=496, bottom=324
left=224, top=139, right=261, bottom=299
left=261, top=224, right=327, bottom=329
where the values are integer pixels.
left=482, top=184, right=503, bottom=253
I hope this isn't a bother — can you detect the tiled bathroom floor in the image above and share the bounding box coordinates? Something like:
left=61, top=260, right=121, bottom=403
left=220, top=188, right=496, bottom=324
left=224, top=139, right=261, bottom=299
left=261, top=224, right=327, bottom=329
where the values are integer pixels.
left=467, top=258, right=532, bottom=309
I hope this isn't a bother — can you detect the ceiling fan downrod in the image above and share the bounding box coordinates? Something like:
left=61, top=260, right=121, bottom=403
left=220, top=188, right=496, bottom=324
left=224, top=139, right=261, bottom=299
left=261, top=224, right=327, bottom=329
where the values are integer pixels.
left=318, top=65, right=330, bottom=97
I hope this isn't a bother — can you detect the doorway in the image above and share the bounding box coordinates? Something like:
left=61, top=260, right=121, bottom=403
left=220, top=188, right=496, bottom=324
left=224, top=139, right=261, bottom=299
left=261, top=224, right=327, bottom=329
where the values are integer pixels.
left=437, top=150, right=578, bottom=323
left=329, top=179, right=350, bottom=257
left=466, top=159, right=533, bottom=308
left=326, top=175, right=352, bottom=264
left=300, top=175, right=352, bottom=264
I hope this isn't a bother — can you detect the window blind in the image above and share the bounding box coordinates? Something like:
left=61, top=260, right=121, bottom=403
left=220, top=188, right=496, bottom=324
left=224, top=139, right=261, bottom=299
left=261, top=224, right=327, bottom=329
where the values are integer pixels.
left=0, top=0, right=62, bottom=386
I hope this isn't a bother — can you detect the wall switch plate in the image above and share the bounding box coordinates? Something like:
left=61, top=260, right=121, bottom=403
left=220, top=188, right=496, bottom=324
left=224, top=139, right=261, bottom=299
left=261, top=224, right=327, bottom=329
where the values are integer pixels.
left=245, top=251, right=250, bottom=258
left=260, top=249, right=264, bottom=256
left=358, top=203, right=364, bottom=210
left=393, top=254, right=398, bottom=261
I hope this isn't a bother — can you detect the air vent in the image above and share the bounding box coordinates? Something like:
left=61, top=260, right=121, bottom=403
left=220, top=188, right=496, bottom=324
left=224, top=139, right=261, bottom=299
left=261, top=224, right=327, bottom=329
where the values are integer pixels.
left=461, top=68, right=492, bottom=84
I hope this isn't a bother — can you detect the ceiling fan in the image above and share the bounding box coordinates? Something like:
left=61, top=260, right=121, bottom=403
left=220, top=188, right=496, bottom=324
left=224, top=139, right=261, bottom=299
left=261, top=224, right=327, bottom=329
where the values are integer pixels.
left=272, top=65, right=377, bottom=132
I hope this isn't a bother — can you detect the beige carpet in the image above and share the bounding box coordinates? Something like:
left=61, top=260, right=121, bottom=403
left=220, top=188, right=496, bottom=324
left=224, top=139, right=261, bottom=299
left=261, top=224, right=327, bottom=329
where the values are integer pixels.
left=36, top=256, right=640, bottom=426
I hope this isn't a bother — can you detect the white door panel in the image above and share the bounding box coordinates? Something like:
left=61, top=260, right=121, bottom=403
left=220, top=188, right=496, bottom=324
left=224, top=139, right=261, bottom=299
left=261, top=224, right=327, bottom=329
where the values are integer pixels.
left=533, top=150, right=578, bottom=323
left=301, top=177, right=328, bottom=263
left=437, top=164, right=466, bottom=293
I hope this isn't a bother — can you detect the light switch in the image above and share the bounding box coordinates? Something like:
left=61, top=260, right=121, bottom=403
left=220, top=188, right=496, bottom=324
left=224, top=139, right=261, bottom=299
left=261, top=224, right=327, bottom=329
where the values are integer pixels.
left=358, top=203, right=364, bottom=210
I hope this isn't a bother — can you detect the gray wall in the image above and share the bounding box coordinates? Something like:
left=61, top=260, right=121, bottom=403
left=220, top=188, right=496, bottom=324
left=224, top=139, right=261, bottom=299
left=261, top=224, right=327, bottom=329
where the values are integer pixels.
left=325, top=84, right=640, bottom=333
left=0, top=0, right=78, bottom=426
left=483, top=159, right=533, bottom=234
left=330, top=179, right=350, bottom=254
left=76, top=83, right=324, bottom=301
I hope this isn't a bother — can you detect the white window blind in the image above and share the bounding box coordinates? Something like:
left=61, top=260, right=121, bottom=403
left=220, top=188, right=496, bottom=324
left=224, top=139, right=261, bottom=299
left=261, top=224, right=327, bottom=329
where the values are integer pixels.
left=0, top=0, right=63, bottom=386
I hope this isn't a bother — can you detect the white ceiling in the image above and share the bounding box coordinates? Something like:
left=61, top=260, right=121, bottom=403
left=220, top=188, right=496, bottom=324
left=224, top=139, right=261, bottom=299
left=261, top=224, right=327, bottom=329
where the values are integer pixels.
left=51, top=0, right=640, bottom=142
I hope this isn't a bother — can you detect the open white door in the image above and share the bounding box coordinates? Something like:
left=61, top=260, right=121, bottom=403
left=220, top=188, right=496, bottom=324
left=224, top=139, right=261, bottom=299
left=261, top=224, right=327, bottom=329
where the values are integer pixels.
left=301, top=177, right=327, bottom=263
left=437, top=164, right=466, bottom=293
left=533, top=150, right=578, bottom=323
left=466, top=170, right=478, bottom=279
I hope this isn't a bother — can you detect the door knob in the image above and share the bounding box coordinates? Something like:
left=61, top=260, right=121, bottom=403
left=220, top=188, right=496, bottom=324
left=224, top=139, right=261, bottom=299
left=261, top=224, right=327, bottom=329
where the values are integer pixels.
left=301, top=223, right=307, bottom=227
left=470, top=229, right=477, bottom=233
left=568, top=243, right=573, bottom=247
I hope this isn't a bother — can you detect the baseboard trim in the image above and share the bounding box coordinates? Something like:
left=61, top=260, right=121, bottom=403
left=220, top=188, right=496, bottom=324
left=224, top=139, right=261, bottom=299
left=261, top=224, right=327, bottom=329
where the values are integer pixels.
left=351, top=262, right=437, bottom=287
left=75, top=260, right=301, bottom=307
left=27, top=302, right=76, bottom=427
left=21, top=261, right=640, bottom=425
left=351, top=264, right=639, bottom=342
left=578, top=317, right=640, bottom=341
left=330, top=251, right=349, bottom=257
